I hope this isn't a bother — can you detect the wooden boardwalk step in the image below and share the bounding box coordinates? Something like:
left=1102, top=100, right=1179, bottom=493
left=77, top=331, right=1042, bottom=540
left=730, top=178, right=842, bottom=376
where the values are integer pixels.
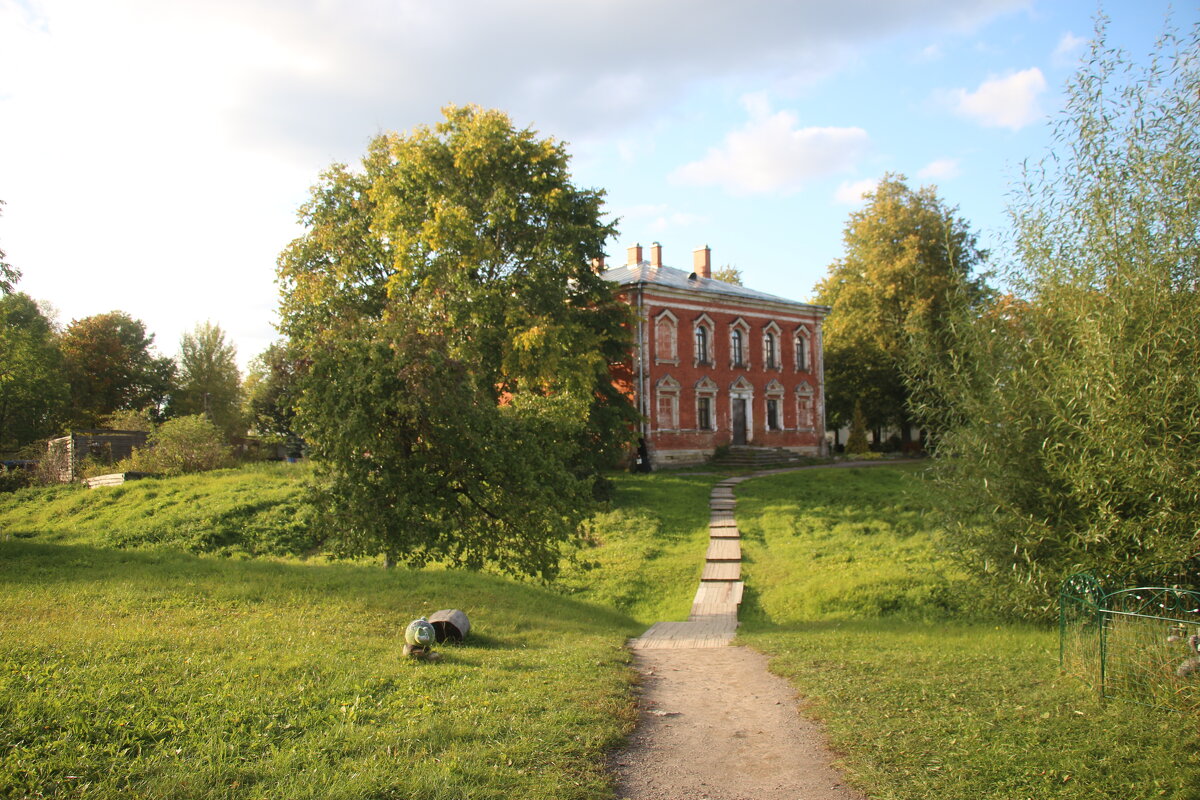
left=701, top=561, right=741, bottom=581
left=630, top=619, right=737, bottom=650
left=705, top=539, right=741, bottom=561
left=692, top=580, right=743, bottom=608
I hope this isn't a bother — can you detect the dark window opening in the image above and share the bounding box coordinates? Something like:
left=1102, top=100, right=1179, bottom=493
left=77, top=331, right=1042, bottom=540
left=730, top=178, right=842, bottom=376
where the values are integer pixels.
left=698, top=396, right=713, bottom=431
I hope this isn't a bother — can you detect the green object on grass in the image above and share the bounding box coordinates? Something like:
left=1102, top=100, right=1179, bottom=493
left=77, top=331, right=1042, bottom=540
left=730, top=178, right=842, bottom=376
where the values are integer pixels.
left=405, top=617, right=436, bottom=647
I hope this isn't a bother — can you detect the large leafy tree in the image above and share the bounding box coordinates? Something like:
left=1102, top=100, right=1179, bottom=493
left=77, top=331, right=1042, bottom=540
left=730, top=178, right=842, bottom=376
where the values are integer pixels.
left=278, top=105, right=636, bottom=576
left=814, top=175, right=989, bottom=439
left=918, top=18, right=1200, bottom=617
left=0, top=293, right=68, bottom=450
left=0, top=200, right=19, bottom=296
left=170, top=321, right=243, bottom=440
left=60, top=312, right=175, bottom=428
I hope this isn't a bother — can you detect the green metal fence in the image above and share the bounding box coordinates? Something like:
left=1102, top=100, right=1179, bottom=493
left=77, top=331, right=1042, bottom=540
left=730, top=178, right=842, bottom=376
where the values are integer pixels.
left=1060, top=559, right=1200, bottom=713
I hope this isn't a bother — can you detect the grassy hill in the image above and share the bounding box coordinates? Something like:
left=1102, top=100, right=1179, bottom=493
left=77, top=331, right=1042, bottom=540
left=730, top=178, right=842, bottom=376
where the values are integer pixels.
left=0, top=541, right=642, bottom=799
left=735, top=465, right=1200, bottom=800
left=0, top=464, right=715, bottom=799
left=3, top=462, right=1197, bottom=799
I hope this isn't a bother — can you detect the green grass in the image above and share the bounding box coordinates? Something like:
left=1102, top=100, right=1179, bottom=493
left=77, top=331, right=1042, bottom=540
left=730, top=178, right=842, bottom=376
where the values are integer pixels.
left=555, top=472, right=718, bottom=624
left=0, top=541, right=642, bottom=799
left=735, top=465, right=1200, bottom=800
left=0, top=462, right=317, bottom=556
left=6, top=461, right=1199, bottom=799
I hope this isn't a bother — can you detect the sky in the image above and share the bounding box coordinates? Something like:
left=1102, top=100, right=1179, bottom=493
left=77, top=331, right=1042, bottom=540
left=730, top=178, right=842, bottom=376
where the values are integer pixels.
left=1, top=0, right=1196, bottom=371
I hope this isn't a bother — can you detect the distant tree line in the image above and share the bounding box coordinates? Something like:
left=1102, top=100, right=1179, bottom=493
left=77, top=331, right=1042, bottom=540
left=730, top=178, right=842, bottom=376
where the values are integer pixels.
left=0, top=266, right=297, bottom=458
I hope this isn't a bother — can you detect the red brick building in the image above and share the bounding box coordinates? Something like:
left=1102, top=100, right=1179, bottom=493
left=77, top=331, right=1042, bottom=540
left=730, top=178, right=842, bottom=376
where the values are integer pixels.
left=603, top=243, right=829, bottom=467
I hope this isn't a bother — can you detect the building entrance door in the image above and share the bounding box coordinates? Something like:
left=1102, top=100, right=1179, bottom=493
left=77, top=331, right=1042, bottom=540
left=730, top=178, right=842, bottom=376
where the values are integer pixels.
left=732, top=398, right=747, bottom=445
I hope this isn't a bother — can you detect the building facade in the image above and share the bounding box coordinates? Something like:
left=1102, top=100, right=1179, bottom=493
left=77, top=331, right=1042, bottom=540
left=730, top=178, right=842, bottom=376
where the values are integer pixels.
left=603, top=243, right=829, bottom=468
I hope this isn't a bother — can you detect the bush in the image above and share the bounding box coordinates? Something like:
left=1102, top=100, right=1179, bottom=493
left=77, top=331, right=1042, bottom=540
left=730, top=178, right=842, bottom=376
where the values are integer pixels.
left=0, top=466, right=32, bottom=493
left=127, top=415, right=232, bottom=476
left=914, top=20, right=1200, bottom=618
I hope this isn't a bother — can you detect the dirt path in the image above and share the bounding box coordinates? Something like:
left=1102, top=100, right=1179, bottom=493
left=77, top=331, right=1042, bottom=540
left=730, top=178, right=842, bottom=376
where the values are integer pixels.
left=611, top=647, right=865, bottom=800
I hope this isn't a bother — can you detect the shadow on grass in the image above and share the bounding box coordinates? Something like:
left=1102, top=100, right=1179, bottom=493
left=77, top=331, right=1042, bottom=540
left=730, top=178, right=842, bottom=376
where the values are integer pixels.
left=0, top=540, right=645, bottom=641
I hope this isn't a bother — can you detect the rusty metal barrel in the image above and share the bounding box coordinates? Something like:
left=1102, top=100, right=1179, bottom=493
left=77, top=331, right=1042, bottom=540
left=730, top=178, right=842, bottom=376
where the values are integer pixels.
left=428, top=609, right=470, bottom=643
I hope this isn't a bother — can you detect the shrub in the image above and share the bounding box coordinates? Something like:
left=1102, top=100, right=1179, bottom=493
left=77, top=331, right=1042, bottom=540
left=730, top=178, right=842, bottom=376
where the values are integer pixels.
left=0, top=466, right=32, bottom=493
left=131, top=415, right=231, bottom=475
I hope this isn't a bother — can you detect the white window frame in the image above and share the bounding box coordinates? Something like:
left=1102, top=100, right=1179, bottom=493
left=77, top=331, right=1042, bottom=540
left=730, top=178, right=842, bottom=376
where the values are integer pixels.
left=693, top=313, right=715, bottom=367
left=729, top=317, right=750, bottom=369
left=655, top=374, right=681, bottom=430
left=695, top=376, right=719, bottom=432
left=763, top=321, right=782, bottom=371
left=654, top=309, right=679, bottom=365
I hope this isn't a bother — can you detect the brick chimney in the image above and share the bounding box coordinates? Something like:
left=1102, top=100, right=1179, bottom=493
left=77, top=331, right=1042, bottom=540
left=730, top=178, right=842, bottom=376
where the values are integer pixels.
left=693, top=245, right=712, bottom=280
left=650, top=242, right=663, bottom=268
left=590, top=255, right=606, bottom=272
left=627, top=243, right=643, bottom=266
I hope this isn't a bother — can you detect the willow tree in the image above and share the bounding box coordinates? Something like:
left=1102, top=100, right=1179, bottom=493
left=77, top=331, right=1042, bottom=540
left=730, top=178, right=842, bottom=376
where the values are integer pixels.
left=277, top=105, right=635, bottom=577
left=814, top=175, right=990, bottom=441
left=918, top=18, right=1200, bottom=616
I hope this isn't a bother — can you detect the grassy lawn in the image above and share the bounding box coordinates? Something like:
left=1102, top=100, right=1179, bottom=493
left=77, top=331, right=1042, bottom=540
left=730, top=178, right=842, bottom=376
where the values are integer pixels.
left=0, top=465, right=713, bottom=799
left=555, top=472, right=717, bottom=624
left=0, top=541, right=642, bottom=800
left=736, top=465, right=1200, bottom=800
left=5, top=462, right=1199, bottom=798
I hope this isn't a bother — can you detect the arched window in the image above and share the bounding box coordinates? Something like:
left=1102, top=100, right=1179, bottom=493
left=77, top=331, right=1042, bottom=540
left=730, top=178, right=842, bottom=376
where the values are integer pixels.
left=655, top=375, right=680, bottom=430
left=794, top=326, right=811, bottom=372
left=764, top=332, right=778, bottom=369
left=695, top=325, right=709, bottom=364
left=654, top=311, right=678, bottom=363
left=731, top=329, right=744, bottom=366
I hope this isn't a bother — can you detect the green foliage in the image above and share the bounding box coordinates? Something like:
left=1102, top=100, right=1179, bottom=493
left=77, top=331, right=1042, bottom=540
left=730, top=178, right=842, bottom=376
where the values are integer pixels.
left=59, top=311, right=175, bottom=427
left=815, top=174, right=989, bottom=434
left=298, top=328, right=597, bottom=579
left=171, top=322, right=244, bottom=440
left=914, top=18, right=1200, bottom=617
left=133, top=414, right=232, bottom=476
left=845, top=400, right=870, bottom=454
left=711, top=264, right=743, bottom=285
left=100, top=407, right=155, bottom=432
left=0, top=293, right=68, bottom=451
left=736, top=466, right=1200, bottom=800
left=0, top=542, right=640, bottom=799
left=0, top=199, right=19, bottom=296
left=0, top=465, right=32, bottom=493
left=277, top=105, right=637, bottom=576
left=243, top=341, right=301, bottom=447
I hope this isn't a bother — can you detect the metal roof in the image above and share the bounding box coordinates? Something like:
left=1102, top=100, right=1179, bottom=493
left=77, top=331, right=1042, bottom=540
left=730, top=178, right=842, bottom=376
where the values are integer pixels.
left=602, top=261, right=827, bottom=313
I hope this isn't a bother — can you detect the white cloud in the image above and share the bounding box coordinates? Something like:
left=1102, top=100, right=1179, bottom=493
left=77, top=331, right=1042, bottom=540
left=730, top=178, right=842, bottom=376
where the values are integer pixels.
left=617, top=204, right=707, bottom=235
left=946, top=68, right=1047, bottom=130
left=917, top=157, right=962, bottom=180
left=918, top=43, right=943, bottom=61
left=1053, top=31, right=1088, bottom=66
left=834, top=178, right=879, bottom=205
left=672, top=100, right=869, bottom=195
left=0, top=0, right=1026, bottom=364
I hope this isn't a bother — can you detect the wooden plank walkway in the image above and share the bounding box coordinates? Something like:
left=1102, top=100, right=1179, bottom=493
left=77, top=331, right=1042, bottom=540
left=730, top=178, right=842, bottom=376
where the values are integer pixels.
left=631, top=476, right=748, bottom=650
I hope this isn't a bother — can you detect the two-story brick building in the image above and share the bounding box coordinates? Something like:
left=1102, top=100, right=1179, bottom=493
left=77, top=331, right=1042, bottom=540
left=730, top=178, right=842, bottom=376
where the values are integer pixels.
left=603, top=243, right=829, bottom=468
